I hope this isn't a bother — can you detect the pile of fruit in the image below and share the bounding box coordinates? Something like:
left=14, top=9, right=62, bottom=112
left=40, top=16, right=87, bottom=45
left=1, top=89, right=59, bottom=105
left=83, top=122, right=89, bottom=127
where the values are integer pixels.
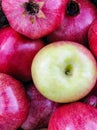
left=1, top=0, right=97, bottom=129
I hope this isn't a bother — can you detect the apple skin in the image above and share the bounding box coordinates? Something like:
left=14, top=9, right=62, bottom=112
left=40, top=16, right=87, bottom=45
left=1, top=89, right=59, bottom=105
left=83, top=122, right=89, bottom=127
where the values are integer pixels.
left=31, top=41, right=97, bottom=103
left=80, top=80, right=97, bottom=107
left=46, top=0, right=97, bottom=45
left=87, top=81, right=97, bottom=96
left=21, top=83, right=60, bottom=130
left=0, top=26, right=45, bottom=82
left=48, top=102, right=97, bottom=130
left=0, top=73, right=30, bottom=129
left=2, top=0, right=68, bottom=39
left=81, top=80, right=97, bottom=108
left=88, top=19, right=97, bottom=59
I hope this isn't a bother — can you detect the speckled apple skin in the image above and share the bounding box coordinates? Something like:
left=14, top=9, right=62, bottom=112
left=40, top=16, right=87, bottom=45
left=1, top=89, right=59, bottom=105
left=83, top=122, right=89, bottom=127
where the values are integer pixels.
left=48, top=102, right=97, bottom=130
left=0, top=73, right=30, bottom=129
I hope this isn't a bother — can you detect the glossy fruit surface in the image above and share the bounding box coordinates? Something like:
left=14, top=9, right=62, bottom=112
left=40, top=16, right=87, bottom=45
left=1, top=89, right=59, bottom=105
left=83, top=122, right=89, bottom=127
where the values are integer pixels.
left=0, top=73, right=30, bottom=129
left=88, top=19, right=97, bottom=59
left=21, top=83, right=60, bottom=130
left=46, top=0, right=97, bottom=45
left=31, top=41, right=97, bottom=103
left=48, top=102, right=97, bottom=130
left=0, top=26, right=44, bottom=82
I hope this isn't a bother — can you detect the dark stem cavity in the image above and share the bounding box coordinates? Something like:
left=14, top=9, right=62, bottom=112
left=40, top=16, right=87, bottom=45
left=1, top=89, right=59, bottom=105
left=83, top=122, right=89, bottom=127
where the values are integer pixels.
left=66, top=0, right=80, bottom=16
left=24, top=0, right=39, bottom=15
left=64, top=64, right=72, bottom=76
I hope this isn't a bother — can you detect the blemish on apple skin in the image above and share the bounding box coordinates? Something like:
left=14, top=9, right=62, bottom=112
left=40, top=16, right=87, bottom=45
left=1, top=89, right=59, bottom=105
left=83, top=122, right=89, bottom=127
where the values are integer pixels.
left=30, top=17, right=35, bottom=24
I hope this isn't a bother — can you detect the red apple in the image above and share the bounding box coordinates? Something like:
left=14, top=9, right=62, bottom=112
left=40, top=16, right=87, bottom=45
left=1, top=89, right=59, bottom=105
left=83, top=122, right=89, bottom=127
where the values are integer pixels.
left=0, top=26, right=45, bottom=82
left=21, top=83, right=60, bottom=130
left=2, top=0, right=68, bottom=39
left=88, top=19, right=97, bottom=59
left=0, top=73, right=30, bottom=129
left=46, top=0, right=97, bottom=45
left=48, top=102, right=97, bottom=130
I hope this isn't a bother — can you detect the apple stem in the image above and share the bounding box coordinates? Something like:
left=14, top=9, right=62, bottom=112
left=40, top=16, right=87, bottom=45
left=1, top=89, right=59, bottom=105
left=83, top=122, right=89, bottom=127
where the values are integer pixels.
left=66, top=0, right=80, bottom=16
left=64, top=64, right=72, bottom=76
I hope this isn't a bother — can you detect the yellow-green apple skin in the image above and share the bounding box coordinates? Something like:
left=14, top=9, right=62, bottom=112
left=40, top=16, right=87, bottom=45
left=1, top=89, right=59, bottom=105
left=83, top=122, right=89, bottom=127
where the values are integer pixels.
left=31, top=41, right=97, bottom=103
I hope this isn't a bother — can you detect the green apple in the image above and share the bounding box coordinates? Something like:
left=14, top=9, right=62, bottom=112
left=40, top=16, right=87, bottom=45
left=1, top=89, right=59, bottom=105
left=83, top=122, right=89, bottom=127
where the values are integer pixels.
left=31, top=41, right=97, bottom=103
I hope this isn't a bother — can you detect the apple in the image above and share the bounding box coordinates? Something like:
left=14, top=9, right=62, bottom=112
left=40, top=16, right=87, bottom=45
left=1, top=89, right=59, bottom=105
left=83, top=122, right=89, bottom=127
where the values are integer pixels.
left=48, top=102, right=97, bottom=130
left=21, top=83, right=60, bottom=130
left=88, top=19, right=97, bottom=59
left=0, top=73, right=30, bottom=129
left=31, top=41, right=97, bottom=103
left=0, top=26, right=45, bottom=82
left=46, top=0, right=97, bottom=45
left=87, top=80, right=97, bottom=96
left=80, top=80, right=97, bottom=107
left=2, top=0, right=68, bottom=39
